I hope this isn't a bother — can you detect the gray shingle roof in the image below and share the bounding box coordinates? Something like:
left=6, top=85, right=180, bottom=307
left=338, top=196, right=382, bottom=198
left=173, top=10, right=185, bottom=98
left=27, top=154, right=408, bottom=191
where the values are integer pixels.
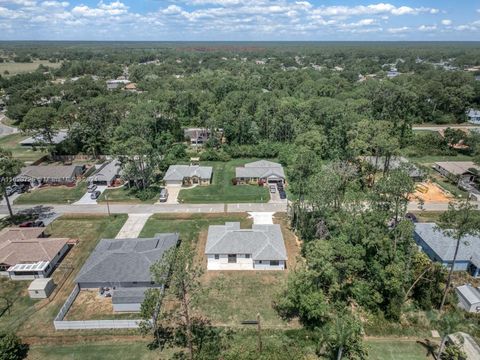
left=163, top=165, right=212, bottom=181
left=87, top=160, right=122, bottom=183
left=235, top=160, right=285, bottom=179
left=434, top=161, right=480, bottom=176
left=112, top=287, right=150, bottom=304
left=205, top=222, right=287, bottom=261
left=414, top=223, right=480, bottom=262
left=456, top=284, right=480, bottom=305
left=19, top=131, right=68, bottom=146
left=14, top=164, right=82, bottom=181
left=75, top=233, right=179, bottom=284
left=362, top=156, right=423, bottom=178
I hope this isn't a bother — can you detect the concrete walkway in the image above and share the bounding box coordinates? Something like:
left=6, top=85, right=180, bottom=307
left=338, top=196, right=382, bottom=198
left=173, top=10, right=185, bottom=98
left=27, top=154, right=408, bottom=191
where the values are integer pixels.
left=115, top=213, right=152, bottom=238
left=248, top=212, right=275, bottom=224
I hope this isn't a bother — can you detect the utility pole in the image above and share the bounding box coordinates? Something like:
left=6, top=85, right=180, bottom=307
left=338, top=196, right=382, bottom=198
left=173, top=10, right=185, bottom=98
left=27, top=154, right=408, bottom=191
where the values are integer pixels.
left=105, top=193, right=111, bottom=216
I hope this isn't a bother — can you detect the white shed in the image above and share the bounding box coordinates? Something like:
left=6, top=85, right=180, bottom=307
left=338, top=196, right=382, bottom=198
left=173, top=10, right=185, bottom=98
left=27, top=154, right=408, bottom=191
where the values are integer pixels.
left=28, top=278, right=55, bottom=299
left=455, top=284, right=480, bottom=313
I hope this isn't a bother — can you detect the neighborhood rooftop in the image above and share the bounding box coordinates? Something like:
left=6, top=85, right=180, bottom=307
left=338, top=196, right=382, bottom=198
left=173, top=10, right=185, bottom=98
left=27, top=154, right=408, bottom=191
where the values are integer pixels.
left=362, top=156, right=423, bottom=177
left=235, top=160, right=285, bottom=179
left=87, top=159, right=121, bottom=184
left=205, top=222, right=287, bottom=261
left=434, top=161, right=480, bottom=176
left=456, top=284, right=480, bottom=306
left=75, top=233, right=179, bottom=284
left=19, top=131, right=68, bottom=146
left=14, top=164, right=82, bottom=181
left=414, top=223, right=480, bottom=263
left=163, top=165, right=213, bottom=181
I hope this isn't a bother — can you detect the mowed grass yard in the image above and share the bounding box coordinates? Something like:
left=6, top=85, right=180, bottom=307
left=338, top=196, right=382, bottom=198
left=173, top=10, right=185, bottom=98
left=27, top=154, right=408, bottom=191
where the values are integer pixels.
left=0, top=214, right=127, bottom=338
left=0, top=133, right=45, bottom=163
left=98, top=186, right=157, bottom=204
left=140, top=212, right=300, bottom=328
left=0, top=60, right=61, bottom=76
left=177, top=159, right=270, bottom=203
left=14, top=181, right=87, bottom=205
left=367, top=339, right=433, bottom=360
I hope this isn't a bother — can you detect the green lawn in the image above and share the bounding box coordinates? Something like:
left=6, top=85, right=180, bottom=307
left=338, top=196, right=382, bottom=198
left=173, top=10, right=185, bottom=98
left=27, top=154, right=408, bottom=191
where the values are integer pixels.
left=0, top=60, right=61, bottom=76
left=98, top=186, right=156, bottom=204
left=367, top=340, right=433, bottom=360
left=14, top=182, right=87, bottom=205
left=3, top=214, right=128, bottom=338
left=177, top=159, right=270, bottom=203
left=0, top=133, right=45, bottom=163
left=408, top=154, right=473, bottom=165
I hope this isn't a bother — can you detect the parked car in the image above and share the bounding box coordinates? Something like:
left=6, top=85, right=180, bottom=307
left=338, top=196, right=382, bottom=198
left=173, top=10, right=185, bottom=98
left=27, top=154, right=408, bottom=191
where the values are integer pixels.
left=279, top=191, right=287, bottom=199
left=159, top=188, right=169, bottom=202
left=17, top=185, right=29, bottom=194
left=19, top=220, right=45, bottom=228
left=90, top=190, right=101, bottom=200
left=269, top=185, right=276, bottom=193
left=405, top=212, right=418, bottom=223
left=87, top=183, right=97, bottom=193
left=5, top=186, right=15, bottom=196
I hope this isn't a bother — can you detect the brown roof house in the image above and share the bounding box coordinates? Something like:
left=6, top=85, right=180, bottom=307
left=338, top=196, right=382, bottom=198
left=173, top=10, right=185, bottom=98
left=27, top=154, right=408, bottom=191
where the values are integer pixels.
left=0, top=227, right=72, bottom=280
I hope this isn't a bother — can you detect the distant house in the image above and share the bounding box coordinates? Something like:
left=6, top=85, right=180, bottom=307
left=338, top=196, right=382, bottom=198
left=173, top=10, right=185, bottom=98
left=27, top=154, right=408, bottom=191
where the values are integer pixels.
left=433, top=161, right=480, bottom=183
left=467, top=109, right=480, bottom=124
left=205, top=222, right=287, bottom=271
left=163, top=165, right=212, bottom=187
left=414, top=223, right=480, bottom=277
left=235, top=160, right=285, bottom=185
left=14, top=164, right=84, bottom=186
left=124, top=82, right=138, bottom=92
left=387, top=68, right=400, bottom=78
left=106, top=79, right=130, bottom=90
left=0, top=227, right=72, bottom=280
left=75, top=233, right=179, bottom=312
left=19, top=131, right=68, bottom=146
left=183, top=127, right=224, bottom=146
left=87, top=160, right=122, bottom=186
left=456, top=284, right=480, bottom=313
left=362, top=156, right=424, bottom=180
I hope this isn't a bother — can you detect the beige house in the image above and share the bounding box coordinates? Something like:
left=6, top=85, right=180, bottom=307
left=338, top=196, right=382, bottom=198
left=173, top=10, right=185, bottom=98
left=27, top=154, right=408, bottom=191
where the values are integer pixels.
left=163, top=165, right=213, bottom=187
left=235, top=160, right=285, bottom=185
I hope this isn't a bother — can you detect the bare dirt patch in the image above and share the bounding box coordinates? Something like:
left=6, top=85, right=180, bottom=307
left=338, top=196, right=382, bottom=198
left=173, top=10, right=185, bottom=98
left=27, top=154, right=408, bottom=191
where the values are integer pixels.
left=65, top=290, right=114, bottom=320
left=410, top=181, right=453, bottom=203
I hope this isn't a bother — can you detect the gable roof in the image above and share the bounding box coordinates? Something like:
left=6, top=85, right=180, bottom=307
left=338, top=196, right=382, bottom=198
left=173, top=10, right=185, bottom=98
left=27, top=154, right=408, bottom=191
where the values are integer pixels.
left=75, top=233, right=179, bottom=284
left=456, top=284, right=480, bottom=305
left=0, top=227, right=44, bottom=242
left=19, top=131, right=68, bottom=146
left=87, top=160, right=121, bottom=183
left=414, top=223, right=480, bottom=262
left=205, top=222, right=287, bottom=261
left=163, top=165, right=212, bottom=181
left=236, top=160, right=285, bottom=179
left=434, top=161, right=480, bottom=176
left=14, top=164, right=82, bottom=181
left=0, top=234, right=70, bottom=267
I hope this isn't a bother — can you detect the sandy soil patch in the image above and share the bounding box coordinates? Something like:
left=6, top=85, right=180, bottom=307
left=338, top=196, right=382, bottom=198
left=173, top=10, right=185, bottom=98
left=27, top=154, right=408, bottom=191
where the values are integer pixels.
left=410, top=181, right=453, bottom=203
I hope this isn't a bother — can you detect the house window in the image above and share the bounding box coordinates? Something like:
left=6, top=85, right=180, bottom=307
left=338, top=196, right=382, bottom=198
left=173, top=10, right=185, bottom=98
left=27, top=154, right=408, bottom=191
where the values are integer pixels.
left=214, top=254, right=219, bottom=260
left=270, top=260, right=279, bottom=266
left=228, top=254, right=237, bottom=263
left=245, top=254, right=250, bottom=259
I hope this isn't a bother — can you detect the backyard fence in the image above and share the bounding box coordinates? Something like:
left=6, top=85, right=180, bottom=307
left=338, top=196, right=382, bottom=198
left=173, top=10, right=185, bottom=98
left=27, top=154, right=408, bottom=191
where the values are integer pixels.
left=53, top=285, right=144, bottom=330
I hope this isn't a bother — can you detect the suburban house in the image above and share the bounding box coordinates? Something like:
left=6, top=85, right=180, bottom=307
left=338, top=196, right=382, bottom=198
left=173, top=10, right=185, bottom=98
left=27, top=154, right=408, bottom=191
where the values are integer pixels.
left=433, top=161, right=480, bottom=183
left=0, top=227, right=72, bottom=280
left=75, top=233, right=179, bottom=312
left=163, top=165, right=213, bottom=186
left=205, top=222, right=287, bottom=271
left=456, top=284, right=480, bottom=313
left=467, top=109, right=480, bottom=124
left=87, top=160, right=122, bottom=186
left=106, top=79, right=131, bottom=90
left=183, top=127, right=224, bottom=146
left=235, top=160, right=286, bottom=185
left=14, top=164, right=85, bottom=186
left=362, top=156, right=424, bottom=180
left=414, top=223, right=480, bottom=277
left=19, top=130, right=68, bottom=146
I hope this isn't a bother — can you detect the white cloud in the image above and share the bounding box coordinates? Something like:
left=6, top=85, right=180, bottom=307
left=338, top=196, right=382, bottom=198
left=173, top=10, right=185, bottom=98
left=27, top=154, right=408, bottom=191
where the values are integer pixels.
left=0, top=0, right=36, bottom=6
left=312, top=3, right=438, bottom=17
left=418, top=24, right=436, bottom=31
left=387, top=26, right=410, bottom=33
left=441, top=19, right=452, bottom=26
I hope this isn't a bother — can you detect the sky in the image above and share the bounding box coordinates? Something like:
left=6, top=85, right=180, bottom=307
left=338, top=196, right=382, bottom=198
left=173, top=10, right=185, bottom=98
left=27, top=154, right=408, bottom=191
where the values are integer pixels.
left=0, top=0, right=479, bottom=41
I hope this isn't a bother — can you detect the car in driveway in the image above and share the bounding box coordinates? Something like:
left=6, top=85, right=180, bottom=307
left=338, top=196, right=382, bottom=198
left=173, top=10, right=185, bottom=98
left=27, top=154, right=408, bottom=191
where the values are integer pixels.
left=87, top=183, right=97, bottom=193
left=19, top=220, right=45, bottom=228
left=90, top=190, right=101, bottom=200
left=159, top=188, right=169, bottom=202
left=5, top=185, right=19, bottom=196
left=269, top=185, right=276, bottom=193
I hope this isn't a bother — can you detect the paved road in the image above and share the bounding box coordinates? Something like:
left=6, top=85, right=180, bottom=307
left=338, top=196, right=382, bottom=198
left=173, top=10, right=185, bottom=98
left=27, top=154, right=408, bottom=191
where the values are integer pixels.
left=412, top=125, right=480, bottom=131
left=0, top=202, right=289, bottom=216
left=0, top=113, right=18, bottom=137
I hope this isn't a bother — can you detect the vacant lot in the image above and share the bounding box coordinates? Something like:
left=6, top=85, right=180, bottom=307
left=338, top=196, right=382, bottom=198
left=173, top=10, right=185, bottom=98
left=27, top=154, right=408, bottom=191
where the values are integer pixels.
left=177, top=159, right=270, bottom=203
left=15, top=182, right=87, bottom=205
left=98, top=186, right=157, bottom=204
left=367, top=339, right=433, bottom=360
left=0, top=214, right=127, bottom=338
left=0, top=60, right=61, bottom=76
left=0, top=133, right=44, bottom=163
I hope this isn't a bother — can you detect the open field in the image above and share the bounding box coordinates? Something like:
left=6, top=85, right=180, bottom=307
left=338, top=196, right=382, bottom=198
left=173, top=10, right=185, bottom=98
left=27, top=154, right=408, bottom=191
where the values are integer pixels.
left=0, top=214, right=128, bottom=338
left=14, top=182, right=88, bottom=205
left=0, top=60, right=61, bottom=76
left=0, top=133, right=45, bottom=162
left=177, top=159, right=270, bottom=203
left=367, top=339, right=433, bottom=360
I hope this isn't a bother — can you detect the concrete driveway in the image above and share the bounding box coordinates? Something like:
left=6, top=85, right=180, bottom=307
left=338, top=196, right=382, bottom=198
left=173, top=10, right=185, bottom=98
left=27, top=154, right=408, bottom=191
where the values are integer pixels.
left=74, top=185, right=107, bottom=205
left=116, top=213, right=152, bottom=238
left=248, top=212, right=274, bottom=224
left=165, top=186, right=181, bottom=204
left=0, top=192, right=21, bottom=206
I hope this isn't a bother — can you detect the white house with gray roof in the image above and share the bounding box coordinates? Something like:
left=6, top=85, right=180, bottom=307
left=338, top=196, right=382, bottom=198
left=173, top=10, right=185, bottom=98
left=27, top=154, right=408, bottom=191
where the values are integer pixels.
left=467, top=109, right=480, bottom=124
left=235, top=160, right=285, bottom=185
left=414, top=223, right=480, bottom=277
left=205, top=222, right=287, bottom=270
left=163, top=165, right=212, bottom=186
left=76, top=233, right=179, bottom=312
left=87, top=159, right=122, bottom=186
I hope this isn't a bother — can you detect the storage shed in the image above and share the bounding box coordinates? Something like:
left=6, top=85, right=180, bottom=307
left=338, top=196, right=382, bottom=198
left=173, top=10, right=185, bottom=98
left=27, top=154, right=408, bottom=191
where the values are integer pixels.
left=456, top=284, right=480, bottom=313
left=28, top=278, right=55, bottom=299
